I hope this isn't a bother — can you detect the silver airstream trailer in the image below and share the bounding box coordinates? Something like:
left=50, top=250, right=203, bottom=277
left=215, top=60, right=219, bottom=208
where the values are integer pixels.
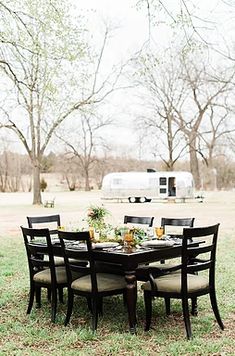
left=101, top=171, right=194, bottom=203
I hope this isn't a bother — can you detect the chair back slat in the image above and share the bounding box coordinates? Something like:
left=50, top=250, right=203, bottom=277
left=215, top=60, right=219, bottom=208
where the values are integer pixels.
left=30, top=257, right=50, bottom=269
left=188, top=244, right=213, bottom=256
left=161, top=217, right=194, bottom=236
left=161, top=218, right=195, bottom=227
left=187, top=260, right=212, bottom=273
left=183, top=225, right=217, bottom=238
left=124, top=215, right=154, bottom=226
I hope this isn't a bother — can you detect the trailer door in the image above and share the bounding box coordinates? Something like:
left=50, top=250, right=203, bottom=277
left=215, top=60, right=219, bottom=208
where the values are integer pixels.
left=159, top=177, right=168, bottom=198
left=168, top=177, right=176, bottom=196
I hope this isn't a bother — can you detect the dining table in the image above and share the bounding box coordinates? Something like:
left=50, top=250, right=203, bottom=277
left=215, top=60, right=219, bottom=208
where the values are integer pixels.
left=51, top=238, right=200, bottom=334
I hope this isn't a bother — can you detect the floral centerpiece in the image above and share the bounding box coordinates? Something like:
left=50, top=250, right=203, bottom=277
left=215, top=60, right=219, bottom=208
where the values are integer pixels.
left=86, top=205, right=111, bottom=240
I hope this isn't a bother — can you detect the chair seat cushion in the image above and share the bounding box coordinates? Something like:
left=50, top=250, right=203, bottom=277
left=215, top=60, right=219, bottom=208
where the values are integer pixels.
left=34, top=266, right=67, bottom=284
left=141, top=273, right=209, bottom=294
left=71, top=273, right=126, bottom=292
left=33, top=267, right=82, bottom=285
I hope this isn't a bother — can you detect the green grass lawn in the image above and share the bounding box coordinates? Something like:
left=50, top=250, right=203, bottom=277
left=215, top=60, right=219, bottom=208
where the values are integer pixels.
left=0, top=233, right=235, bottom=355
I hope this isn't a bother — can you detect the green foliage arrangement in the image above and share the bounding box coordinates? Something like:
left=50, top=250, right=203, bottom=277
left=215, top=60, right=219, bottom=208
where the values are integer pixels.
left=86, top=205, right=110, bottom=237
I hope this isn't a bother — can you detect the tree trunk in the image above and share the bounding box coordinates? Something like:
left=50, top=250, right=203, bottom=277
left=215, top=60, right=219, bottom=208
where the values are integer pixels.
left=167, top=116, right=174, bottom=171
left=84, top=169, right=90, bottom=191
left=33, top=164, right=42, bottom=205
left=189, top=146, right=201, bottom=190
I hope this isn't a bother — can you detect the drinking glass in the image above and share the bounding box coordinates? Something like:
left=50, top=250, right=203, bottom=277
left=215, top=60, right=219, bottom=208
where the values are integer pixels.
left=124, top=229, right=134, bottom=248
left=89, top=227, right=95, bottom=240
left=155, top=226, right=164, bottom=239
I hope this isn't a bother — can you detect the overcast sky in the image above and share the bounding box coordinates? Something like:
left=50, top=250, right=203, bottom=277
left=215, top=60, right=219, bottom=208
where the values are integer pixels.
left=3, top=1, right=235, bottom=159
left=69, top=0, right=235, bottom=159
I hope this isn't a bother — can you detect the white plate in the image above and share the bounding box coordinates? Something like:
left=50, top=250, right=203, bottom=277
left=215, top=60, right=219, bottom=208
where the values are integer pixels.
left=93, top=242, right=119, bottom=249
left=141, top=240, right=175, bottom=248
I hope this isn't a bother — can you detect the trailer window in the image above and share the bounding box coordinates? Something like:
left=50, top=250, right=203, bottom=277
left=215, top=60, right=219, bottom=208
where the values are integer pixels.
left=159, top=177, right=167, bottom=185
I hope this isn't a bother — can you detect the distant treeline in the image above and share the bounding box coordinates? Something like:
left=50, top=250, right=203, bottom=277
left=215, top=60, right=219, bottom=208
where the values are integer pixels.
left=0, top=151, right=234, bottom=192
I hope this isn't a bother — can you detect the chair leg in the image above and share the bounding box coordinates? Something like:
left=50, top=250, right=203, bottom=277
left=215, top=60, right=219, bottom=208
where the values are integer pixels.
left=144, top=291, right=152, bottom=331
left=123, top=290, right=127, bottom=307
left=47, top=288, right=51, bottom=301
left=182, top=297, right=192, bottom=340
left=27, top=283, right=35, bottom=314
left=86, top=296, right=92, bottom=312
left=51, top=288, right=57, bottom=323
left=91, top=298, right=98, bottom=332
left=65, top=290, right=74, bottom=326
left=35, top=287, right=41, bottom=308
left=58, top=287, right=64, bottom=304
left=98, top=297, right=103, bottom=316
left=165, top=297, right=171, bottom=315
left=209, top=289, right=224, bottom=330
left=191, top=297, right=198, bottom=316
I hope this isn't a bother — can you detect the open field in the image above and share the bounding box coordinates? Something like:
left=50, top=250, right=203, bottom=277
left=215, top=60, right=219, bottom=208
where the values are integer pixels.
left=1, top=189, right=235, bottom=235
left=0, top=190, right=235, bottom=355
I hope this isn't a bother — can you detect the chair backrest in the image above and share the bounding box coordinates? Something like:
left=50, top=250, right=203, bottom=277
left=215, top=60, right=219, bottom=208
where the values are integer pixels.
left=21, top=226, right=57, bottom=284
left=58, top=230, right=97, bottom=293
left=27, top=215, right=61, bottom=235
left=124, top=215, right=154, bottom=227
left=181, top=224, right=220, bottom=292
left=161, top=217, right=194, bottom=235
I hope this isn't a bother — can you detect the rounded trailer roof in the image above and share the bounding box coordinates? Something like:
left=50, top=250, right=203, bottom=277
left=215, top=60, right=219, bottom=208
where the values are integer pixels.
left=103, top=171, right=193, bottom=179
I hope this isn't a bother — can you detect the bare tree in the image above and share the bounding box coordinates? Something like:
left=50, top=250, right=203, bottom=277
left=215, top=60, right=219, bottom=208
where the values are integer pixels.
left=58, top=111, right=112, bottom=191
left=172, top=57, right=235, bottom=188
left=0, top=148, right=23, bottom=192
left=136, top=0, right=235, bottom=61
left=133, top=53, right=188, bottom=170
left=132, top=46, right=235, bottom=188
left=0, top=0, right=127, bottom=204
left=197, top=105, right=235, bottom=168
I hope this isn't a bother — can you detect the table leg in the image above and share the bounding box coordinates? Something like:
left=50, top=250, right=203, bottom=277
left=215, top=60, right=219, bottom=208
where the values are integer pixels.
left=125, top=270, right=137, bottom=334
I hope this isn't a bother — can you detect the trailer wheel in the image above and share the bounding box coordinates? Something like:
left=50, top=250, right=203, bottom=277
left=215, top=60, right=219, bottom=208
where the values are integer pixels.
left=139, top=197, right=146, bottom=203
left=128, top=197, right=136, bottom=203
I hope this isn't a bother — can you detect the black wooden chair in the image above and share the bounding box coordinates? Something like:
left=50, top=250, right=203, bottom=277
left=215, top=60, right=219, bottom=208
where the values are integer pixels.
left=159, top=217, right=195, bottom=265
left=27, top=214, right=61, bottom=236
left=21, top=226, right=70, bottom=323
left=58, top=230, right=127, bottom=331
left=27, top=214, right=64, bottom=266
left=141, top=224, right=224, bottom=339
left=124, top=215, right=154, bottom=227
left=136, top=217, right=196, bottom=314
left=161, top=217, right=195, bottom=237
